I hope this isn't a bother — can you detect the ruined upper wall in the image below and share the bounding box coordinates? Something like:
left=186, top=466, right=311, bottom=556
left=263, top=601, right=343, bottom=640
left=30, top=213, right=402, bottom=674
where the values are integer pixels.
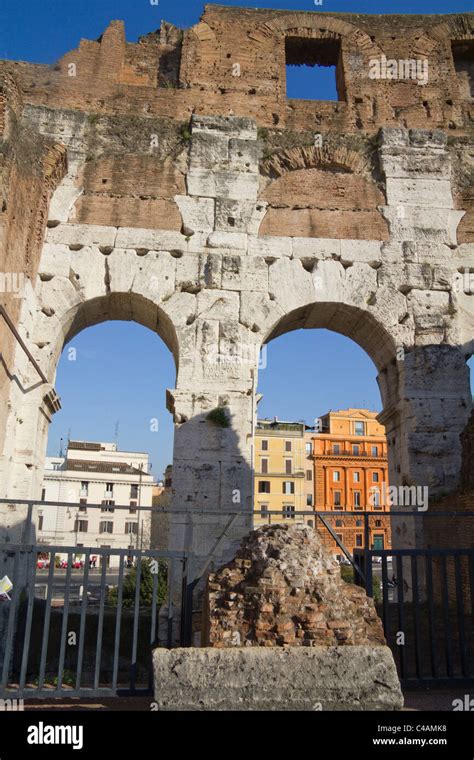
left=0, top=7, right=472, bottom=135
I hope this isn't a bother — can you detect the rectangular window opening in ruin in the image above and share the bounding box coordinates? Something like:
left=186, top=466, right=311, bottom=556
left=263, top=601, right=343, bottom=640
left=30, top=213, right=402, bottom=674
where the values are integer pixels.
left=451, top=41, right=473, bottom=99
left=285, top=37, right=343, bottom=101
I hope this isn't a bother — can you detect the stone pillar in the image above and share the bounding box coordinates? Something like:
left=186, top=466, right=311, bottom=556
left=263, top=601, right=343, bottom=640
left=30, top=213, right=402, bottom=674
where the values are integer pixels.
left=377, top=127, right=471, bottom=570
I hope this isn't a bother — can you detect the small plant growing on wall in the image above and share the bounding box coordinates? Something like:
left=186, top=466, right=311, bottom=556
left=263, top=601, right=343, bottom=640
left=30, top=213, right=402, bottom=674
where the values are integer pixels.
left=206, top=406, right=230, bottom=428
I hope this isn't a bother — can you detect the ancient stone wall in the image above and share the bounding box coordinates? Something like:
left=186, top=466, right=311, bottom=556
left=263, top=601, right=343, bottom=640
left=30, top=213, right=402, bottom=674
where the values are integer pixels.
left=0, top=8, right=472, bottom=594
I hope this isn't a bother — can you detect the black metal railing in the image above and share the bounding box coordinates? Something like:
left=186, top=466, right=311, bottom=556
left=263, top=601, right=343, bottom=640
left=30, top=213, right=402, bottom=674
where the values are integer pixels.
left=354, top=547, right=474, bottom=686
left=2, top=498, right=474, bottom=693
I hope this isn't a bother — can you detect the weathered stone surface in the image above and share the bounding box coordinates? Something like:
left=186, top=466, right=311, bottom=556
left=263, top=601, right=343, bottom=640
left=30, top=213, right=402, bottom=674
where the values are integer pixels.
left=204, top=523, right=386, bottom=648
left=152, top=647, right=403, bottom=710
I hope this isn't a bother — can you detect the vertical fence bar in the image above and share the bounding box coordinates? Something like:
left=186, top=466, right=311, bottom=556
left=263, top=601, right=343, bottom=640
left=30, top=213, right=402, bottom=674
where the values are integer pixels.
left=75, top=549, right=91, bottom=691
left=381, top=554, right=390, bottom=641
left=425, top=553, right=438, bottom=680
left=167, top=559, right=176, bottom=648
left=410, top=554, right=422, bottom=681
left=18, top=549, right=39, bottom=693
left=130, top=554, right=142, bottom=693
left=454, top=554, right=468, bottom=678
left=93, top=552, right=109, bottom=691
left=148, top=555, right=160, bottom=692
left=1, top=548, right=22, bottom=690
left=56, top=550, right=73, bottom=690
left=38, top=552, right=56, bottom=690
left=112, top=554, right=125, bottom=692
left=441, top=554, right=454, bottom=678
left=396, top=554, right=407, bottom=680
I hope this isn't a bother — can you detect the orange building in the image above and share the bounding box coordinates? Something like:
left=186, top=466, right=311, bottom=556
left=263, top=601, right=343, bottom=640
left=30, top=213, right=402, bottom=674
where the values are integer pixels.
left=312, top=409, right=391, bottom=558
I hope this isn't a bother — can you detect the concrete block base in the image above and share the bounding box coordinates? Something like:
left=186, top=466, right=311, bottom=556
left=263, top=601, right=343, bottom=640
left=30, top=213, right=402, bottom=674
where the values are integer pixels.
left=153, top=646, right=404, bottom=711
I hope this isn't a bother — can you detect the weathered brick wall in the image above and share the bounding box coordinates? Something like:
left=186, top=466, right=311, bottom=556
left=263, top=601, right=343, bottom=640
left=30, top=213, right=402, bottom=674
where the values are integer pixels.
left=1, top=10, right=472, bottom=242
left=203, top=523, right=386, bottom=647
left=0, top=73, right=66, bottom=455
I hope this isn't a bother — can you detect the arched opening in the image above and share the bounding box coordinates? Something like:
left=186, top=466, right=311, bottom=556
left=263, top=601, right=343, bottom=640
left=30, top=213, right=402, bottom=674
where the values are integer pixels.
left=42, top=318, right=176, bottom=558
left=255, top=315, right=393, bottom=569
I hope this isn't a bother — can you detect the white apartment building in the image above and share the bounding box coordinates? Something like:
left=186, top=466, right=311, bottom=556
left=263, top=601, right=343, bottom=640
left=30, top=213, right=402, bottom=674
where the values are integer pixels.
left=38, top=440, right=155, bottom=566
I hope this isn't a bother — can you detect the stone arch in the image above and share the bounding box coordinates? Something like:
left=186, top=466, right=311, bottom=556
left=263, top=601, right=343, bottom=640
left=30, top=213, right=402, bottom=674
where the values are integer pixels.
left=259, top=144, right=371, bottom=179
left=1, top=245, right=182, bottom=508
left=250, top=13, right=383, bottom=59
left=258, top=145, right=388, bottom=240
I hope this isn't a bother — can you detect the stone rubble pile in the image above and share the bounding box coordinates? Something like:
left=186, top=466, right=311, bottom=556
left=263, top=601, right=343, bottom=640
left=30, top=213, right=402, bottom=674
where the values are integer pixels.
left=204, top=523, right=386, bottom=647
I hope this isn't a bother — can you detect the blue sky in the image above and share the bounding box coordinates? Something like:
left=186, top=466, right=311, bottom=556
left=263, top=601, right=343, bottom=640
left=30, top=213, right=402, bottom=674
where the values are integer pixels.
left=47, top=323, right=383, bottom=478
left=1, top=0, right=471, bottom=477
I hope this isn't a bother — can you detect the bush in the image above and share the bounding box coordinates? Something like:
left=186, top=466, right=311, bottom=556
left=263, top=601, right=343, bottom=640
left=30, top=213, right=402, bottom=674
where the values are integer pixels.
left=108, top=558, right=168, bottom=609
left=206, top=406, right=230, bottom=428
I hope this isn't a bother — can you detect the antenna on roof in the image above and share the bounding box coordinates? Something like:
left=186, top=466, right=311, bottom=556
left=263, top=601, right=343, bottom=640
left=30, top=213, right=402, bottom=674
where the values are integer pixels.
left=114, top=419, right=120, bottom=447
left=59, top=437, right=63, bottom=458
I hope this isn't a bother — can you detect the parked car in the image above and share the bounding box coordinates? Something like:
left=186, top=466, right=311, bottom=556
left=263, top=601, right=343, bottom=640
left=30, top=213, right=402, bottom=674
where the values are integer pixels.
left=36, top=558, right=50, bottom=569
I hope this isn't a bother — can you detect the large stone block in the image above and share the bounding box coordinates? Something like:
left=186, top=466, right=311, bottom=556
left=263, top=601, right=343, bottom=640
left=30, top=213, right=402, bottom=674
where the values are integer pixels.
left=152, top=647, right=403, bottom=711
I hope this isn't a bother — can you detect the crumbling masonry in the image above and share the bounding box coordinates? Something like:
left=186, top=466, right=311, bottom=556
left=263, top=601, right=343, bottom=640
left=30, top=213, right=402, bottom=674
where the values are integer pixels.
left=0, top=8, right=473, bottom=595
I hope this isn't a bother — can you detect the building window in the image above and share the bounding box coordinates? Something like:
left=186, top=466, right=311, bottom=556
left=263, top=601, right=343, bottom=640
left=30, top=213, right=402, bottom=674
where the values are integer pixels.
left=333, top=491, right=341, bottom=508
left=285, top=459, right=292, bottom=474
left=130, top=484, right=139, bottom=499
left=129, top=501, right=137, bottom=513
left=80, top=481, right=89, bottom=497
left=283, top=505, right=295, bottom=519
left=283, top=481, right=295, bottom=495
left=353, top=491, right=361, bottom=508
left=373, top=472, right=379, bottom=482
left=261, top=439, right=268, bottom=451
left=356, top=519, right=363, bottom=527
left=354, top=421, right=365, bottom=436
left=335, top=519, right=343, bottom=527
left=305, top=442, right=312, bottom=454
left=125, top=522, right=138, bottom=535
left=260, top=503, right=269, bottom=517
left=306, top=470, right=312, bottom=481
left=372, top=489, right=381, bottom=508
left=99, top=521, right=113, bottom=534
left=451, top=41, right=473, bottom=98
left=306, top=494, right=313, bottom=506
left=79, top=499, right=87, bottom=513
left=105, top=483, right=114, bottom=496
left=285, top=441, right=292, bottom=452
left=258, top=481, right=271, bottom=494
left=261, top=458, right=268, bottom=474
left=101, top=500, right=115, bottom=512
left=41, top=488, right=46, bottom=501
left=375, top=519, right=382, bottom=527
left=355, top=534, right=363, bottom=548
left=371, top=446, right=378, bottom=456
left=333, top=471, right=340, bottom=482
left=75, top=520, right=88, bottom=533
left=285, top=36, right=342, bottom=101
left=353, top=471, right=360, bottom=483
left=352, top=444, right=360, bottom=455
left=38, top=515, right=44, bottom=531
left=333, top=444, right=340, bottom=454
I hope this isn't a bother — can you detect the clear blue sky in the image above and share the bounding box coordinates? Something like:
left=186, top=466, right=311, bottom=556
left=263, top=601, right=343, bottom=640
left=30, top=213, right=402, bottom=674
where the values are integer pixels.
left=2, top=1, right=471, bottom=478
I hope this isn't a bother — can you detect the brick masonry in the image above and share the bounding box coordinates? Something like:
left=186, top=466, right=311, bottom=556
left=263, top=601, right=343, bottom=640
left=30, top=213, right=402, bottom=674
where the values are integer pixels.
left=0, top=8, right=472, bottom=599
left=203, top=523, right=386, bottom=647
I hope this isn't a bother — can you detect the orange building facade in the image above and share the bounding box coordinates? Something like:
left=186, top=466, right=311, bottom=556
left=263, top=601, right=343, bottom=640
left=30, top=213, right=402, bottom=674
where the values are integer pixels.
left=312, top=409, right=391, bottom=557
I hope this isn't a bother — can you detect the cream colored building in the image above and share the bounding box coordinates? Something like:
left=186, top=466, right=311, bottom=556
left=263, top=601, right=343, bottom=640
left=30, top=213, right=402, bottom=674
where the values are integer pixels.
left=38, top=440, right=155, bottom=566
left=254, top=419, right=315, bottom=526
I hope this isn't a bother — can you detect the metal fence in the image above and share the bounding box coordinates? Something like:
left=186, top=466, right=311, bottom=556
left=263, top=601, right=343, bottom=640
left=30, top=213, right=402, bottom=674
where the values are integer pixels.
left=0, top=543, right=187, bottom=698
left=1, top=499, right=474, bottom=696
left=354, top=547, right=474, bottom=686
